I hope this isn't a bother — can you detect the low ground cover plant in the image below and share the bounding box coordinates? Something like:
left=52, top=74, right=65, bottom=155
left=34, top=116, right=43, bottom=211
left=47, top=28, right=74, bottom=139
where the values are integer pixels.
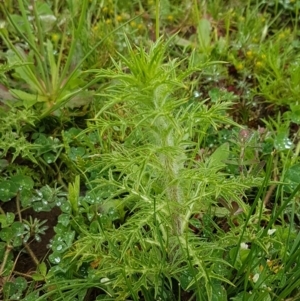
left=0, top=0, right=300, bottom=300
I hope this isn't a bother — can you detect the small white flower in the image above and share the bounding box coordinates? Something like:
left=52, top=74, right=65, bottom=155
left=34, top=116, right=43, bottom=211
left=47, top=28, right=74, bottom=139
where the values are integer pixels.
left=253, top=273, right=259, bottom=283
left=267, top=229, right=276, bottom=235
left=100, top=277, right=110, bottom=284
left=240, top=242, right=249, bottom=250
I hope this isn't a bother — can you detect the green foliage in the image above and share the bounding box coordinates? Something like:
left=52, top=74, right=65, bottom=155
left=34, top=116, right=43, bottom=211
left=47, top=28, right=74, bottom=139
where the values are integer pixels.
left=0, top=0, right=93, bottom=117
left=254, top=37, right=300, bottom=107
left=40, top=37, right=261, bottom=300
left=0, top=0, right=131, bottom=118
left=0, top=1, right=300, bottom=300
left=0, top=108, right=38, bottom=163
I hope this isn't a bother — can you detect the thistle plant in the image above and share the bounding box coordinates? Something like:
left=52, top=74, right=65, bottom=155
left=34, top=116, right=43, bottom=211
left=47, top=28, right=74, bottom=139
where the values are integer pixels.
left=43, top=38, right=259, bottom=301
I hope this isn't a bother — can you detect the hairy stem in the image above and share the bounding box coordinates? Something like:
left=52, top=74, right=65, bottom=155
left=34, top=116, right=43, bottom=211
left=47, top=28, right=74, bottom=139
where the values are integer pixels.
left=153, top=110, right=185, bottom=235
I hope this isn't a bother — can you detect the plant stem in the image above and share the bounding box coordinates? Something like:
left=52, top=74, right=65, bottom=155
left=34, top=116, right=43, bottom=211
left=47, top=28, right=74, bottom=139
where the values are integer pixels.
left=24, top=241, right=40, bottom=267
left=153, top=112, right=185, bottom=235
left=54, top=162, right=68, bottom=191
left=13, top=270, right=34, bottom=279
left=16, top=191, right=22, bottom=222
left=16, top=192, right=40, bottom=266
left=0, top=244, right=13, bottom=276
